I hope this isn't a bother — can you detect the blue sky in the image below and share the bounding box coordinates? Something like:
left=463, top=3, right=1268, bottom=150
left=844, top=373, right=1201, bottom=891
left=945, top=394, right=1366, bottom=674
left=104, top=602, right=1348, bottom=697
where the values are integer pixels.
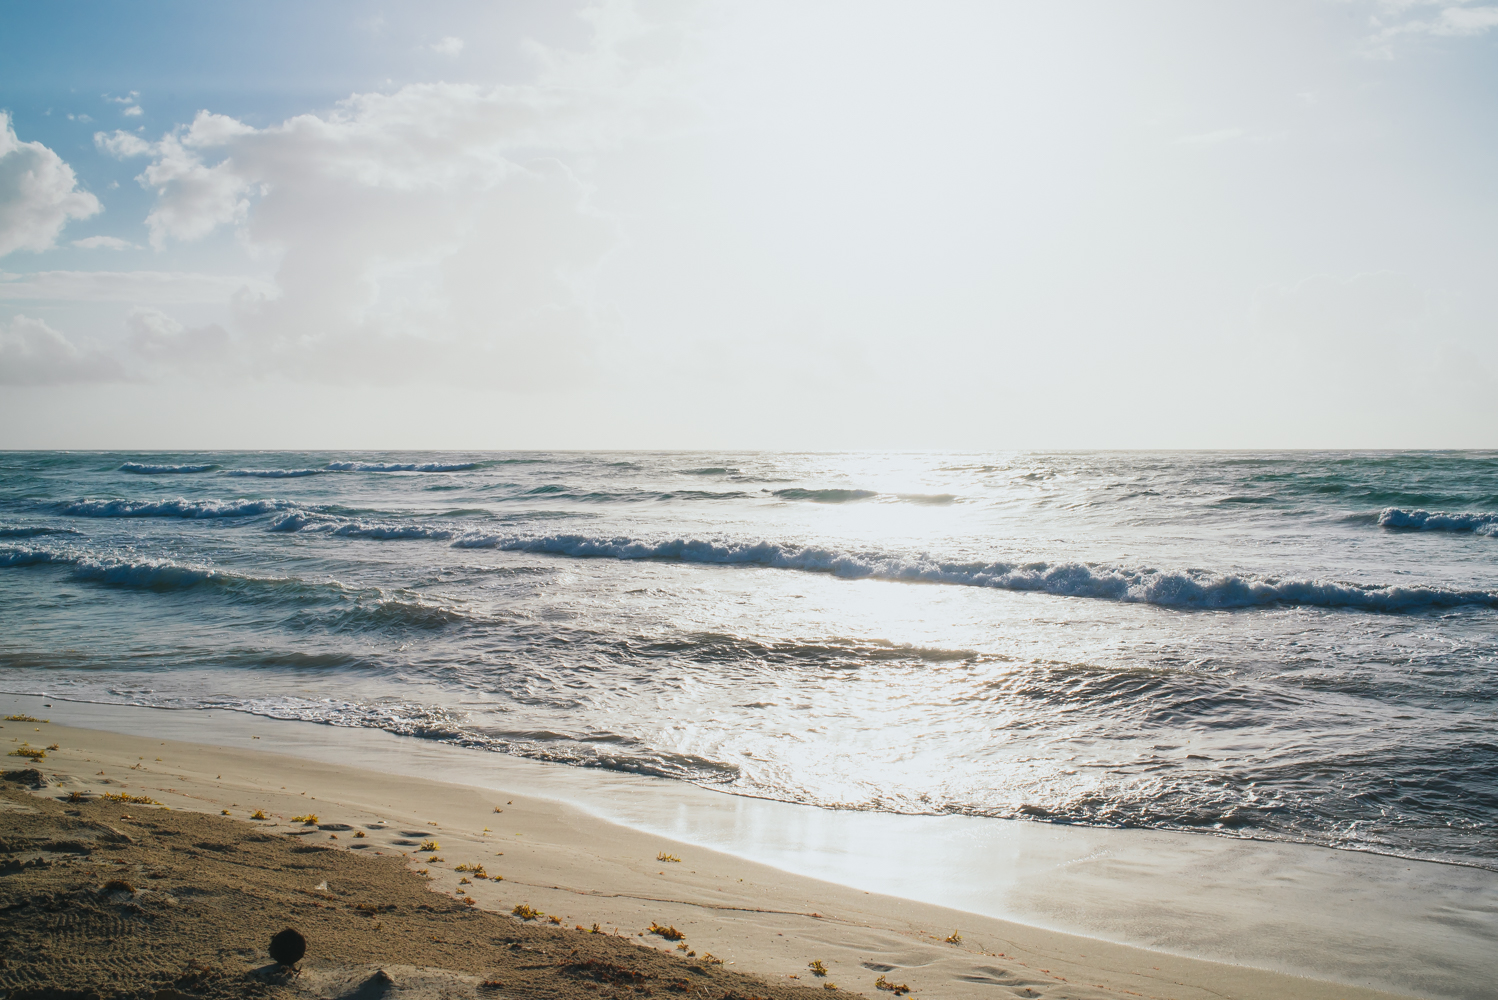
left=2, top=1, right=1496, bottom=448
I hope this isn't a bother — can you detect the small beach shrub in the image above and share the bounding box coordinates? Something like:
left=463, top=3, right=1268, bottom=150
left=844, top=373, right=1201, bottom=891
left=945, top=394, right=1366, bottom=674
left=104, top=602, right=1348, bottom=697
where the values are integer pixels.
left=100, top=791, right=158, bottom=805
left=808, top=961, right=828, bottom=977
left=9, top=747, right=45, bottom=761
left=4, top=715, right=45, bottom=723
left=656, top=851, right=681, bottom=862
left=512, top=903, right=542, bottom=920
left=46, top=743, right=59, bottom=750
left=250, top=809, right=267, bottom=820
left=353, top=830, right=366, bottom=838
left=874, top=975, right=909, bottom=995
left=944, top=931, right=962, bottom=945
left=649, top=922, right=685, bottom=941
left=697, top=953, right=722, bottom=966
left=419, top=840, right=439, bottom=852
left=291, top=814, right=318, bottom=825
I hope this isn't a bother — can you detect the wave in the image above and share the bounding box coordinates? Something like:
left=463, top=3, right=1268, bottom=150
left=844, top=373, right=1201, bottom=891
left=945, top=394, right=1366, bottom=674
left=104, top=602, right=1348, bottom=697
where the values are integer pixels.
left=223, top=468, right=327, bottom=478
left=450, top=533, right=1498, bottom=612
left=325, top=461, right=480, bottom=472
left=0, top=526, right=81, bottom=538
left=1, top=547, right=248, bottom=591
left=59, top=498, right=289, bottom=519
left=0, top=546, right=72, bottom=568
left=118, top=462, right=218, bottom=475
left=771, top=488, right=879, bottom=503
left=267, top=512, right=454, bottom=540
left=1378, top=508, right=1498, bottom=536
left=895, top=493, right=957, bottom=505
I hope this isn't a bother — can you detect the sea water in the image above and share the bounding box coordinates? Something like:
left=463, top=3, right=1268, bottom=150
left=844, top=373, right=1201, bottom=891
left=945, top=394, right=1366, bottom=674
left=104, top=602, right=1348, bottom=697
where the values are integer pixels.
left=2, top=450, right=1494, bottom=868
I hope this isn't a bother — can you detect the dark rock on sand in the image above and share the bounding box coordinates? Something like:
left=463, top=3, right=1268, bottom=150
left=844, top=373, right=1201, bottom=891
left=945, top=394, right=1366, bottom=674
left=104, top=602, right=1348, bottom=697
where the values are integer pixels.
left=270, top=927, right=308, bottom=966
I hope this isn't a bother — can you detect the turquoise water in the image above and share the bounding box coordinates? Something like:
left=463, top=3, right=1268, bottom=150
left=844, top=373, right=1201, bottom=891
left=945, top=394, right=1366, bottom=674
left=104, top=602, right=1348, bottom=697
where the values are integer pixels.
left=2, top=450, right=1495, bottom=865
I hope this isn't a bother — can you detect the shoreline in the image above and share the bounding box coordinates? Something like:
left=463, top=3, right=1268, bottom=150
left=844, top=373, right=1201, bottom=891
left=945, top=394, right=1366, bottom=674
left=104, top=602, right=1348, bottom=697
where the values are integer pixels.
left=5, top=692, right=1495, bottom=999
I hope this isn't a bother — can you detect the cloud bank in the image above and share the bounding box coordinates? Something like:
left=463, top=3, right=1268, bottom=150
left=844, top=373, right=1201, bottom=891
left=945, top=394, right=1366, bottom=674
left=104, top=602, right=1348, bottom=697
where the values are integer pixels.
left=0, top=314, right=124, bottom=384
left=83, top=3, right=686, bottom=386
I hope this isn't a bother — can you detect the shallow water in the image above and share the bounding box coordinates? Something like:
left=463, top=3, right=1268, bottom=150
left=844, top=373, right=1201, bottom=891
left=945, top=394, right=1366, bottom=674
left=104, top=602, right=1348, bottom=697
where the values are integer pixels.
left=2, top=450, right=1495, bottom=865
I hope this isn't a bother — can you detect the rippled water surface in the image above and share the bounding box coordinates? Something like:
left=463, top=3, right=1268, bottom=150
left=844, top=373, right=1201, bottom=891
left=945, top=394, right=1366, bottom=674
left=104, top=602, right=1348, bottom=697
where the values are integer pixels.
left=2, top=451, right=1495, bottom=865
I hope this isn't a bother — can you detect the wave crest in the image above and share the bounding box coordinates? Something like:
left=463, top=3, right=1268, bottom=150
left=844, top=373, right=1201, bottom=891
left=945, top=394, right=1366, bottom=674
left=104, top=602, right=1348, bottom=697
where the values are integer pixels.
left=0, top=546, right=72, bottom=568
left=223, top=468, right=327, bottom=478
left=118, top=462, right=218, bottom=475
left=325, top=461, right=480, bottom=472
left=0, top=526, right=81, bottom=538
left=267, top=512, right=454, bottom=540
left=450, top=533, right=1498, bottom=612
left=59, top=497, right=289, bottom=519
left=1378, top=507, right=1498, bottom=536
left=772, top=488, right=879, bottom=503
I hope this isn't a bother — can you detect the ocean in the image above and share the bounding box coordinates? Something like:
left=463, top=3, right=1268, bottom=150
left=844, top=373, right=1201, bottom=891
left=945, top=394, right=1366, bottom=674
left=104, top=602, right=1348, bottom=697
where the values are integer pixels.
left=2, top=450, right=1495, bottom=868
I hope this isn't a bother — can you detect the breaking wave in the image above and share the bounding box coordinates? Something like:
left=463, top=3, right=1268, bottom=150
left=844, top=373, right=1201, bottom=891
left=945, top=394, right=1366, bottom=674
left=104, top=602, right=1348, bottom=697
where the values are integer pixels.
left=1378, top=507, right=1498, bottom=536
left=450, top=533, right=1498, bottom=612
left=0, top=546, right=72, bottom=568
left=118, top=462, right=218, bottom=475
left=325, top=461, right=481, bottom=473
left=772, top=488, right=879, bottom=503
left=0, top=526, right=80, bottom=538
left=267, top=512, right=454, bottom=539
left=59, top=498, right=289, bottom=519
left=223, top=468, right=327, bottom=478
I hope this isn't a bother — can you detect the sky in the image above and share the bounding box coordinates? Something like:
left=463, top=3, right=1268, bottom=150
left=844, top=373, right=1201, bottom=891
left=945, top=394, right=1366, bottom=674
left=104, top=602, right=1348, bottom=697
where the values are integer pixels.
left=1, top=0, right=1495, bottom=450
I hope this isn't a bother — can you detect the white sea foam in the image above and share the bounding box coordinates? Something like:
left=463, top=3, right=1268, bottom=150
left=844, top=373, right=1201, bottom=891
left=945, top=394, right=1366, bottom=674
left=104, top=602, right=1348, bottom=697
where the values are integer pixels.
left=118, top=462, right=218, bottom=474
left=450, top=533, right=1498, bottom=611
left=325, top=461, right=480, bottom=472
left=329, top=522, right=454, bottom=540
left=68, top=555, right=222, bottom=589
left=0, top=546, right=71, bottom=568
left=267, top=511, right=325, bottom=532
left=60, top=497, right=289, bottom=519
left=1378, top=507, right=1498, bottom=536
left=223, top=468, right=327, bottom=478
left=267, top=511, right=453, bottom=539
left=0, top=525, right=81, bottom=538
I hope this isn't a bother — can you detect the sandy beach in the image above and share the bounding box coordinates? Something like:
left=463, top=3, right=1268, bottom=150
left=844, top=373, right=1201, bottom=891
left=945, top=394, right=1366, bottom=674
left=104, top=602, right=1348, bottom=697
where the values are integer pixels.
left=2, top=698, right=1437, bottom=1000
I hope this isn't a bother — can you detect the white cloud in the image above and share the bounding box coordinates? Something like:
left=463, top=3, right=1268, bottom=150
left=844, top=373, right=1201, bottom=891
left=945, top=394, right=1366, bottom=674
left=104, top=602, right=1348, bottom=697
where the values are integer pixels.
left=0, top=112, right=103, bottom=256
left=0, top=313, right=126, bottom=384
left=1429, top=4, right=1498, bottom=33
left=71, top=235, right=141, bottom=250
left=95, top=2, right=687, bottom=385
left=0, top=269, right=275, bottom=303
left=1362, top=1, right=1498, bottom=44
left=429, top=36, right=465, bottom=56
left=123, top=105, right=144, bottom=118
left=98, top=119, right=257, bottom=247
left=126, top=306, right=232, bottom=367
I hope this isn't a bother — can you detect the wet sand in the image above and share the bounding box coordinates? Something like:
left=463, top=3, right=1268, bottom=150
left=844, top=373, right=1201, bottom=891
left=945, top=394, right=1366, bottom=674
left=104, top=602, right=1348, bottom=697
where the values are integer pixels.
left=1, top=710, right=1418, bottom=1000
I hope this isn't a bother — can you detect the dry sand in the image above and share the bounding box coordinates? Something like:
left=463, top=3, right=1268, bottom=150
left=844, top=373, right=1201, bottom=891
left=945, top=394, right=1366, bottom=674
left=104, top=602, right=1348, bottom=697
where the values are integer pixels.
left=1, top=716, right=1414, bottom=1000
